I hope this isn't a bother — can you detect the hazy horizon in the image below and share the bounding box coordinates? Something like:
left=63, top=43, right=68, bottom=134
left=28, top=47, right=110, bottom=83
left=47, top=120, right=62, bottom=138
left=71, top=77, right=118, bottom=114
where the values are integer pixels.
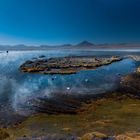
left=0, top=41, right=140, bottom=47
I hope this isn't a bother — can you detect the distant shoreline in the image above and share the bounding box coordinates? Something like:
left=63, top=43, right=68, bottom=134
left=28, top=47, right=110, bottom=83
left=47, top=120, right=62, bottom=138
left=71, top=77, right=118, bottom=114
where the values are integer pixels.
left=1, top=48, right=140, bottom=52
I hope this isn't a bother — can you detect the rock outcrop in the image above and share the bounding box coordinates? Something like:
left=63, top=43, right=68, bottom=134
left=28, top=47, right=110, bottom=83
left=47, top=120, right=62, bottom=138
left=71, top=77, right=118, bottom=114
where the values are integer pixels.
left=127, top=55, right=140, bottom=61
left=20, top=56, right=122, bottom=74
left=121, top=72, right=140, bottom=95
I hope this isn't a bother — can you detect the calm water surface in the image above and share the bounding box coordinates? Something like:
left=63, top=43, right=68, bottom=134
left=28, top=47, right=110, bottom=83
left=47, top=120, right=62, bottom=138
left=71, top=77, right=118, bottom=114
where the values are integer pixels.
left=0, top=50, right=139, bottom=115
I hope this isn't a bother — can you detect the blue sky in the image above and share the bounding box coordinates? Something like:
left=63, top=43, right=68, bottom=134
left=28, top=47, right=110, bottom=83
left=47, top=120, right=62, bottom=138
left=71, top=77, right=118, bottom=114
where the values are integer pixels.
left=0, top=0, right=140, bottom=45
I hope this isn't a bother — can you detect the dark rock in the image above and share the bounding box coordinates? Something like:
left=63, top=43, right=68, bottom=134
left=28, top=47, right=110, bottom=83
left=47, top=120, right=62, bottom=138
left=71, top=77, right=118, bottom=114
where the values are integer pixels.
left=121, top=73, right=140, bottom=95
left=39, top=55, right=46, bottom=58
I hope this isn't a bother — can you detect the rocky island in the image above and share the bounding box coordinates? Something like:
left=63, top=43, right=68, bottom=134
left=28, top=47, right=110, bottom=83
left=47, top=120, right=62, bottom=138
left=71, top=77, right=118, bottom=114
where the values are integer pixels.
left=20, top=56, right=122, bottom=74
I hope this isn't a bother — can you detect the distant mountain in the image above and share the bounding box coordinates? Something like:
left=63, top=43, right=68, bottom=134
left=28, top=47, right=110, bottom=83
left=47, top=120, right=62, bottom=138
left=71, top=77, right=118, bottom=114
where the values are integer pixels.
left=14, top=44, right=27, bottom=48
left=0, top=42, right=140, bottom=51
left=75, top=41, right=95, bottom=47
left=39, top=45, right=50, bottom=48
left=96, top=43, right=140, bottom=49
left=61, top=44, right=72, bottom=47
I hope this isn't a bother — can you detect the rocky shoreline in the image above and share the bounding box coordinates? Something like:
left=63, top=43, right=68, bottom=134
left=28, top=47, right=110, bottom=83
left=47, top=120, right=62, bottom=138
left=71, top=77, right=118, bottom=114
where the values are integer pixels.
left=127, top=55, right=140, bottom=61
left=27, top=67, right=140, bottom=115
left=0, top=67, right=139, bottom=139
left=0, top=55, right=139, bottom=139
left=20, top=56, right=122, bottom=74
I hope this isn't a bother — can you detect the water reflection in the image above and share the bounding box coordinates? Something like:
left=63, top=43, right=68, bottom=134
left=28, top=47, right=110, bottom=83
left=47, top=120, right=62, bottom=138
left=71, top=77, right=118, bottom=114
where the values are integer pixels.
left=0, top=50, right=138, bottom=115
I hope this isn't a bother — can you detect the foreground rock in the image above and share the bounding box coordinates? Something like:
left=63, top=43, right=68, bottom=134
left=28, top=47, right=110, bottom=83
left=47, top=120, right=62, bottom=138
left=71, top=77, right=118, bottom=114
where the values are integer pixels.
left=20, top=56, right=122, bottom=74
left=121, top=72, right=140, bottom=95
left=127, top=55, right=140, bottom=61
left=28, top=94, right=82, bottom=114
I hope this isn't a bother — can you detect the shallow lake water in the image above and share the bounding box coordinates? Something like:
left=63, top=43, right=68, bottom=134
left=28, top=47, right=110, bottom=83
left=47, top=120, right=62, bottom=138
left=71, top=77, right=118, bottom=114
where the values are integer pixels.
left=0, top=50, right=140, bottom=116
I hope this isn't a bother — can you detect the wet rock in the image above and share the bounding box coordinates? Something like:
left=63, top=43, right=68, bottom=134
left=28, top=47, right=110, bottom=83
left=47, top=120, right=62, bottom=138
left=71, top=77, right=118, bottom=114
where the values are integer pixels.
left=29, top=95, right=81, bottom=114
left=39, top=55, right=46, bottom=58
left=24, top=60, right=34, bottom=65
left=80, top=132, right=115, bottom=140
left=121, top=73, right=140, bottom=95
left=127, top=55, right=140, bottom=61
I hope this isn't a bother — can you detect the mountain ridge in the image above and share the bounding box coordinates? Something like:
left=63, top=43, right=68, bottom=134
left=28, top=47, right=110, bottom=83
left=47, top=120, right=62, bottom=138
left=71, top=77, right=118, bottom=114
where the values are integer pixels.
left=75, top=41, right=95, bottom=47
left=0, top=41, right=140, bottom=50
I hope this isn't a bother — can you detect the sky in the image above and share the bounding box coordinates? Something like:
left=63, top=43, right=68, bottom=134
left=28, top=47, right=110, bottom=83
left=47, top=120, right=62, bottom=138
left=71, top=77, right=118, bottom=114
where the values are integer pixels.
left=0, top=0, right=140, bottom=45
